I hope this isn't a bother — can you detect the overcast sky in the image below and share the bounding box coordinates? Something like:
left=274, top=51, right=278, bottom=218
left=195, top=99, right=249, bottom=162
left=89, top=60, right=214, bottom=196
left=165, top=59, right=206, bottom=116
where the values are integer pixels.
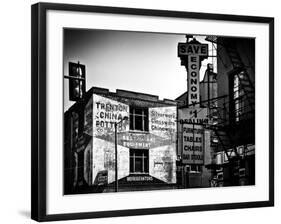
left=63, top=29, right=216, bottom=111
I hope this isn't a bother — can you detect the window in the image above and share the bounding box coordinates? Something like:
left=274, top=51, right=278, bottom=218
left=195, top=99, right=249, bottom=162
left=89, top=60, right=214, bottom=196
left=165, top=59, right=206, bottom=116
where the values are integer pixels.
left=233, top=71, right=245, bottom=122
left=186, top=165, right=202, bottom=173
left=130, top=107, right=148, bottom=131
left=130, top=149, right=149, bottom=173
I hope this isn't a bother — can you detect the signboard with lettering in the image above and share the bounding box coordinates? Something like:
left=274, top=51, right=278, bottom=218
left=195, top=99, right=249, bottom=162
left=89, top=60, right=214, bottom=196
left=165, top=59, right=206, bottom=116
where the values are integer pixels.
left=149, top=106, right=177, bottom=139
left=126, top=176, right=153, bottom=182
left=90, top=95, right=177, bottom=185
left=92, top=94, right=130, bottom=184
left=182, top=124, right=204, bottom=164
left=93, top=94, right=129, bottom=136
left=120, top=132, right=151, bottom=149
left=177, top=42, right=208, bottom=107
left=188, top=55, right=200, bottom=106
left=149, top=106, right=177, bottom=183
left=178, top=108, right=209, bottom=125
left=178, top=43, right=208, bottom=56
left=178, top=108, right=209, bottom=165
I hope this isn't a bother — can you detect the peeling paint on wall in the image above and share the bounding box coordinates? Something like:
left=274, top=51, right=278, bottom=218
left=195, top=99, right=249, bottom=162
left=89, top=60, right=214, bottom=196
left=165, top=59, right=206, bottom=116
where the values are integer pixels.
left=149, top=106, right=177, bottom=183
left=93, top=94, right=129, bottom=137
left=88, top=94, right=177, bottom=185
left=92, top=138, right=129, bottom=184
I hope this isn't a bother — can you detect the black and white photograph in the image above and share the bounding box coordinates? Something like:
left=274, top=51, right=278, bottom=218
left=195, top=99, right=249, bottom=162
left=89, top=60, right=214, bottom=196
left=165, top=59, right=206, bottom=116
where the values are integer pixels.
left=63, top=29, right=255, bottom=195
left=29, top=2, right=275, bottom=222
left=0, top=0, right=278, bottom=223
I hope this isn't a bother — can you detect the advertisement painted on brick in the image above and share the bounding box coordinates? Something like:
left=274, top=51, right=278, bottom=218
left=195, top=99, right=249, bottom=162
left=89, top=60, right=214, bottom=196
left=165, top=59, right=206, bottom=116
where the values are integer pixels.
left=92, top=94, right=130, bottom=184
left=149, top=106, right=177, bottom=183
left=93, top=94, right=129, bottom=136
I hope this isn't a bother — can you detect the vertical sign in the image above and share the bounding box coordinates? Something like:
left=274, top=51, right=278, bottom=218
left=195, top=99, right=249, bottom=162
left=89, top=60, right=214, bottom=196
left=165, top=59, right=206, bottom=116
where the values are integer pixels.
left=188, top=55, right=200, bottom=106
left=178, top=42, right=209, bottom=107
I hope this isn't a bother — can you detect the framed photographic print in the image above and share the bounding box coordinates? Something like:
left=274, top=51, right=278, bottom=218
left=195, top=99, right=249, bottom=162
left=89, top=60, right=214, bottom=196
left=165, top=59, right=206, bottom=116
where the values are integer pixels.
left=31, top=2, right=274, bottom=222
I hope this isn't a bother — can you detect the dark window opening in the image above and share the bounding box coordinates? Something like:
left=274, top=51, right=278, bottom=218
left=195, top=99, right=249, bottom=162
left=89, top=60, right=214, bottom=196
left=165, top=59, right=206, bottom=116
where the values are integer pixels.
left=130, top=149, right=149, bottom=174
left=230, top=71, right=247, bottom=123
left=130, top=107, right=148, bottom=131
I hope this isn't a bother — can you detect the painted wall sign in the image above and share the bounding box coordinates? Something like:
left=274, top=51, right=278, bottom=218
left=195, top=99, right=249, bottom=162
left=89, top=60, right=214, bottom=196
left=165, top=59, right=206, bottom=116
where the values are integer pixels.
left=89, top=95, right=177, bottom=185
left=178, top=43, right=209, bottom=56
left=92, top=137, right=129, bottom=184
left=149, top=106, right=177, bottom=183
left=126, top=176, right=153, bottom=182
left=149, top=106, right=177, bottom=139
left=91, top=94, right=130, bottom=184
left=121, top=132, right=151, bottom=149
left=93, top=94, right=129, bottom=136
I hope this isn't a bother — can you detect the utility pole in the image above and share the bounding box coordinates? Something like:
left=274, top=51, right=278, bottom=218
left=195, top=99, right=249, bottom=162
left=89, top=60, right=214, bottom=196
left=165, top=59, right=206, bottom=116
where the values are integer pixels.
left=114, top=116, right=128, bottom=192
left=114, top=122, right=118, bottom=192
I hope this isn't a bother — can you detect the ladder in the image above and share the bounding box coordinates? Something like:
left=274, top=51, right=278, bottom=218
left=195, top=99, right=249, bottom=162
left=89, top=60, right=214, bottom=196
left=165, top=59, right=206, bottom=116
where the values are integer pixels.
left=205, top=36, right=255, bottom=113
left=208, top=102, right=239, bottom=160
left=225, top=44, right=255, bottom=113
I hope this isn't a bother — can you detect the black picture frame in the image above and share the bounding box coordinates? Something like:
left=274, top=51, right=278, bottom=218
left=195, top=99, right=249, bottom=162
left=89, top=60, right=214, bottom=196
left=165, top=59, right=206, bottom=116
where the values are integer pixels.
left=31, top=2, right=274, bottom=222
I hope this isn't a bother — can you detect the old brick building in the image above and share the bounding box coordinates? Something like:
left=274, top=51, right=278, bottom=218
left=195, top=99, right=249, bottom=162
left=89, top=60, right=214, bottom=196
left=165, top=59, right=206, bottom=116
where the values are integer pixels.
left=64, top=87, right=178, bottom=194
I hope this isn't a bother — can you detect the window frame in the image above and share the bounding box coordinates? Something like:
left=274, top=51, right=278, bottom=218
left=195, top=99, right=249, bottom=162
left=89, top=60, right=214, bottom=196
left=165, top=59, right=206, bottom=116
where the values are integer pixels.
left=129, top=107, right=149, bottom=132
left=129, top=148, right=149, bottom=174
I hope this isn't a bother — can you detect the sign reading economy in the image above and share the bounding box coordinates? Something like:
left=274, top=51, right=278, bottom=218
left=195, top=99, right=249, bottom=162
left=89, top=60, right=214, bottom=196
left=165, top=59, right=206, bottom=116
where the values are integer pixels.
left=178, top=42, right=208, bottom=107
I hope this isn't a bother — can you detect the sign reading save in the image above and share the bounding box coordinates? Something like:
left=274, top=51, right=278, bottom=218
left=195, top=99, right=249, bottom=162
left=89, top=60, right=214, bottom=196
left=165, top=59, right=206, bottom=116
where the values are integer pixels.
left=178, top=42, right=208, bottom=106
left=178, top=43, right=208, bottom=56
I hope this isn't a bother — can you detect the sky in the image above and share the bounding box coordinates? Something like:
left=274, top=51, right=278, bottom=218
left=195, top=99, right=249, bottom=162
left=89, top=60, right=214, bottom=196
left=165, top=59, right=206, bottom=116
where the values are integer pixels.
left=63, top=29, right=216, bottom=111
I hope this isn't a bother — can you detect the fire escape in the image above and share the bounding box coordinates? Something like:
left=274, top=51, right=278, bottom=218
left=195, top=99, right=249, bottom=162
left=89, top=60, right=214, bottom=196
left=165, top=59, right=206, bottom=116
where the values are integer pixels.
left=205, top=36, right=255, bottom=186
